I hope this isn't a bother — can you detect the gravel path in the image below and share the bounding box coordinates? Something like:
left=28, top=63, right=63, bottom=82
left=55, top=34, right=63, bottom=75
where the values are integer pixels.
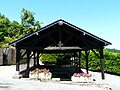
left=0, top=65, right=120, bottom=90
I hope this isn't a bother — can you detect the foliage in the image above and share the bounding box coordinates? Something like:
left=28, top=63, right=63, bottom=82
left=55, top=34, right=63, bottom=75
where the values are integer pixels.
left=41, top=53, right=75, bottom=65
left=21, top=8, right=42, bottom=35
left=8, top=21, right=23, bottom=38
left=0, top=14, right=10, bottom=42
left=80, top=50, right=100, bottom=71
left=80, top=49, right=120, bottom=75
left=104, top=51, right=120, bottom=75
left=0, top=8, right=42, bottom=48
left=106, top=48, right=120, bottom=53
left=41, top=49, right=120, bottom=76
left=41, top=54, right=57, bottom=64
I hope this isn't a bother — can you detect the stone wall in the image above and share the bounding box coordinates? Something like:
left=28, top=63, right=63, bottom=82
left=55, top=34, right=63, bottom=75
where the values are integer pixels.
left=0, top=48, right=3, bottom=65
left=0, top=48, right=16, bottom=65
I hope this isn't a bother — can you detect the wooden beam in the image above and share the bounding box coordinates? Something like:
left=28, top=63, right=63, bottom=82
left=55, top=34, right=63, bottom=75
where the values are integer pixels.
left=63, top=35, right=73, bottom=45
left=19, top=47, right=44, bottom=50
left=64, top=27, right=103, bottom=50
left=20, top=50, right=27, bottom=60
left=48, top=35, right=58, bottom=45
left=18, top=47, right=81, bottom=52
left=39, top=53, right=43, bottom=58
left=29, top=52, right=34, bottom=59
left=59, top=27, right=62, bottom=41
left=30, top=37, right=40, bottom=47
left=64, top=28, right=90, bottom=48
left=91, top=49, right=100, bottom=59
left=81, top=52, right=86, bottom=58
left=23, top=29, right=58, bottom=47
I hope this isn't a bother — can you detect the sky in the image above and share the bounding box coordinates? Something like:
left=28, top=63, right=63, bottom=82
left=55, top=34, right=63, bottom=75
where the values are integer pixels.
left=0, top=0, right=120, bottom=49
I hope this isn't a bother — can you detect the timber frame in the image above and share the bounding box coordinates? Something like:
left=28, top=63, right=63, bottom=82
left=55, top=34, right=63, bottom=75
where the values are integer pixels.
left=9, top=19, right=111, bottom=79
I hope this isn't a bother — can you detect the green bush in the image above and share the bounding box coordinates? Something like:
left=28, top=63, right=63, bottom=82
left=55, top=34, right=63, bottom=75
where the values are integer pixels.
left=80, top=49, right=120, bottom=75
left=40, top=49, right=120, bottom=76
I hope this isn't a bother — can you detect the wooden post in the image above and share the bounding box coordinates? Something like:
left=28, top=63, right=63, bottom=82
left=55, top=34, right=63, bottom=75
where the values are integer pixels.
left=26, top=50, right=31, bottom=78
left=33, top=51, right=36, bottom=66
left=85, top=50, right=89, bottom=74
left=27, top=50, right=31, bottom=70
left=99, top=48, right=105, bottom=80
left=16, top=48, right=20, bottom=72
left=37, top=52, right=40, bottom=65
left=78, top=51, right=81, bottom=72
left=75, top=52, right=78, bottom=67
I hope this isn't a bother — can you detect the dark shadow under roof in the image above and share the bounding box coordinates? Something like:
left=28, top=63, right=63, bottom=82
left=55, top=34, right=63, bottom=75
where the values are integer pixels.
left=9, top=19, right=111, bottom=51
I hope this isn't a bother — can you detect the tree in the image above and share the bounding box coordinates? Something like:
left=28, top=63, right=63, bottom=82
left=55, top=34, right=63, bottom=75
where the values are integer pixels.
left=0, top=13, right=11, bottom=47
left=0, top=13, right=10, bottom=42
left=21, top=8, right=42, bottom=35
left=0, top=9, right=42, bottom=48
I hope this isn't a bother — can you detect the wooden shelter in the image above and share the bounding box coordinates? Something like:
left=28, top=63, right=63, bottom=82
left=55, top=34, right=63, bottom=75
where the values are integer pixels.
left=9, top=19, right=111, bottom=79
